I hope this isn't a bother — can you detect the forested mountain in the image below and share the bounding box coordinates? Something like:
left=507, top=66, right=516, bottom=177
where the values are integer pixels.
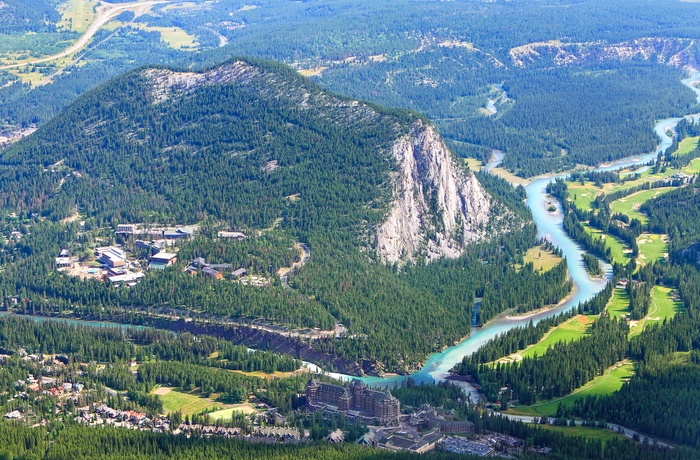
left=2, top=0, right=699, bottom=178
left=0, top=58, right=563, bottom=373
left=0, top=57, right=502, bottom=261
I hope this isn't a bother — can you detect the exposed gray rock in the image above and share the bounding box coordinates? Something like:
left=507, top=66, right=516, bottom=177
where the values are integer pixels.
left=376, top=120, right=491, bottom=264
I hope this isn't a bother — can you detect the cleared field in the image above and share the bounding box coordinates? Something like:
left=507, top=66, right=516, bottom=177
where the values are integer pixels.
left=636, top=233, right=668, bottom=266
left=507, top=362, right=635, bottom=417
left=673, top=136, right=699, bottom=156
left=681, top=157, right=700, bottom=174
left=152, top=387, right=224, bottom=416
left=464, top=157, right=483, bottom=172
left=606, top=288, right=629, bottom=318
left=208, top=404, right=257, bottom=421
left=299, top=67, right=328, bottom=77
left=568, top=184, right=603, bottom=212
left=581, top=223, right=629, bottom=265
left=609, top=188, right=673, bottom=224
left=228, top=368, right=302, bottom=379
left=518, top=315, right=593, bottom=360
left=58, top=0, right=99, bottom=34
left=517, top=244, right=563, bottom=273
left=126, top=23, right=198, bottom=50
left=534, top=424, right=627, bottom=443
left=567, top=166, right=680, bottom=212
left=629, top=285, right=684, bottom=336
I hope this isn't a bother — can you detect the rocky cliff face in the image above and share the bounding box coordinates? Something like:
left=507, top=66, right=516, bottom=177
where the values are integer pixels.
left=376, top=121, right=492, bottom=264
left=510, top=37, right=699, bottom=71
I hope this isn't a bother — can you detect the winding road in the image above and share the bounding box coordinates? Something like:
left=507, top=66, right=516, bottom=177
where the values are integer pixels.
left=0, top=0, right=171, bottom=71
left=280, top=243, right=310, bottom=289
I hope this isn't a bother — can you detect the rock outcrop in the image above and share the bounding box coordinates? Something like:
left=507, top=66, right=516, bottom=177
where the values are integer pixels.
left=510, top=37, right=699, bottom=71
left=376, top=120, right=491, bottom=264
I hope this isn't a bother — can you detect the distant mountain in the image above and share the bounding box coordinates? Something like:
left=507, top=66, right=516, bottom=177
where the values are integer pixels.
left=509, top=37, right=700, bottom=71
left=1, top=58, right=502, bottom=263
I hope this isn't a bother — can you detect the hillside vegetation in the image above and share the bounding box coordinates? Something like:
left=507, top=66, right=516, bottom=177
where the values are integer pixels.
left=0, top=59, right=574, bottom=373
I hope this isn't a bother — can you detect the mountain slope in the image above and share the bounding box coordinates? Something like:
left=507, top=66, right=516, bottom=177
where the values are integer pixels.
left=0, top=58, right=497, bottom=262
left=0, top=58, right=541, bottom=373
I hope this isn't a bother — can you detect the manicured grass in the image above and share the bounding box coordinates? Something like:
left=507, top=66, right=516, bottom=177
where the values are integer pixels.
left=629, top=286, right=684, bottom=336
left=519, top=315, right=592, bottom=360
left=567, top=166, right=679, bottom=212
left=58, top=0, right=99, bottom=34
left=534, top=424, right=627, bottom=443
left=606, top=288, right=629, bottom=318
left=682, top=157, right=700, bottom=175
left=673, top=136, right=699, bottom=156
left=636, top=233, right=667, bottom=266
left=652, top=286, right=684, bottom=319
left=581, top=223, right=629, bottom=265
left=609, top=188, right=674, bottom=225
left=152, top=388, right=223, bottom=416
left=567, top=183, right=603, bottom=212
left=507, top=362, right=635, bottom=417
left=208, top=404, right=257, bottom=421
left=518, top=244, right=563, bottom=273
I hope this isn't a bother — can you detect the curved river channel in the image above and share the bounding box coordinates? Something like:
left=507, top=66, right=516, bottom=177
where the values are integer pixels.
left=325, top=71, right=700, bottom=397
left=3, top=74, right=700, bottom=400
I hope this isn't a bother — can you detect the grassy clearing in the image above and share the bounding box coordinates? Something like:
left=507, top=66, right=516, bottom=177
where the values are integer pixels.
left=208, top=404, right=257, bottom=421
left=299, top=67, right=328, bottom=77
left=581, top=223, right=629, bottom=265
left=58, top=0, right=99, bottom=34
left=464, top=157, right=483, bottom=172
left=681, top=157, right=700, bottom=175
left=507, top=362, right=635, bottom=417
left=606, top=288, right=630, bottom=318
left=518, top=315, right=593, bottom=360
left=568, top=184, right=603, bottom=212
left=518, top=244, right=563, bottom=273
left=489, top=167, right=530, bottom=186
left=629, top=286, right=684, bottom=336
left=609, top=188, right=673, bottom=225
left=673, top=136, right=699, bottom=156
left=125, top=23, right=198, bottom=50
left=652, top=286, right=684, bottom=319
left=636, top=233, right=668, bottom=266
left=533, top=424, right=627, bottom=442
left=152, top=387, right=224, bottom=416
left=567, top=166, right=680, bottom=212
left=228, top=369, right=302, bottom=380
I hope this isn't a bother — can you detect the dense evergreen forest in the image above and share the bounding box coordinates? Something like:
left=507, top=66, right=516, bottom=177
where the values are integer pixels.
left=0, top=316, right=300, bottom=373
left=3, top=0, right=700, bottom=177
left=0, top=420, right=695, bottom=460
left=0, top=0, right=61, bottom=34
left=455, top=316, right=629, bottom=404
left=0, top=59, right=578, bottom=372
left=562, top=177, right=700, bottom=448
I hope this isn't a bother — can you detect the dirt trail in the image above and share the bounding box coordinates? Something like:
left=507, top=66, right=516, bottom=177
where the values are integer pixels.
left=0, top=0, right=171, bottom=71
